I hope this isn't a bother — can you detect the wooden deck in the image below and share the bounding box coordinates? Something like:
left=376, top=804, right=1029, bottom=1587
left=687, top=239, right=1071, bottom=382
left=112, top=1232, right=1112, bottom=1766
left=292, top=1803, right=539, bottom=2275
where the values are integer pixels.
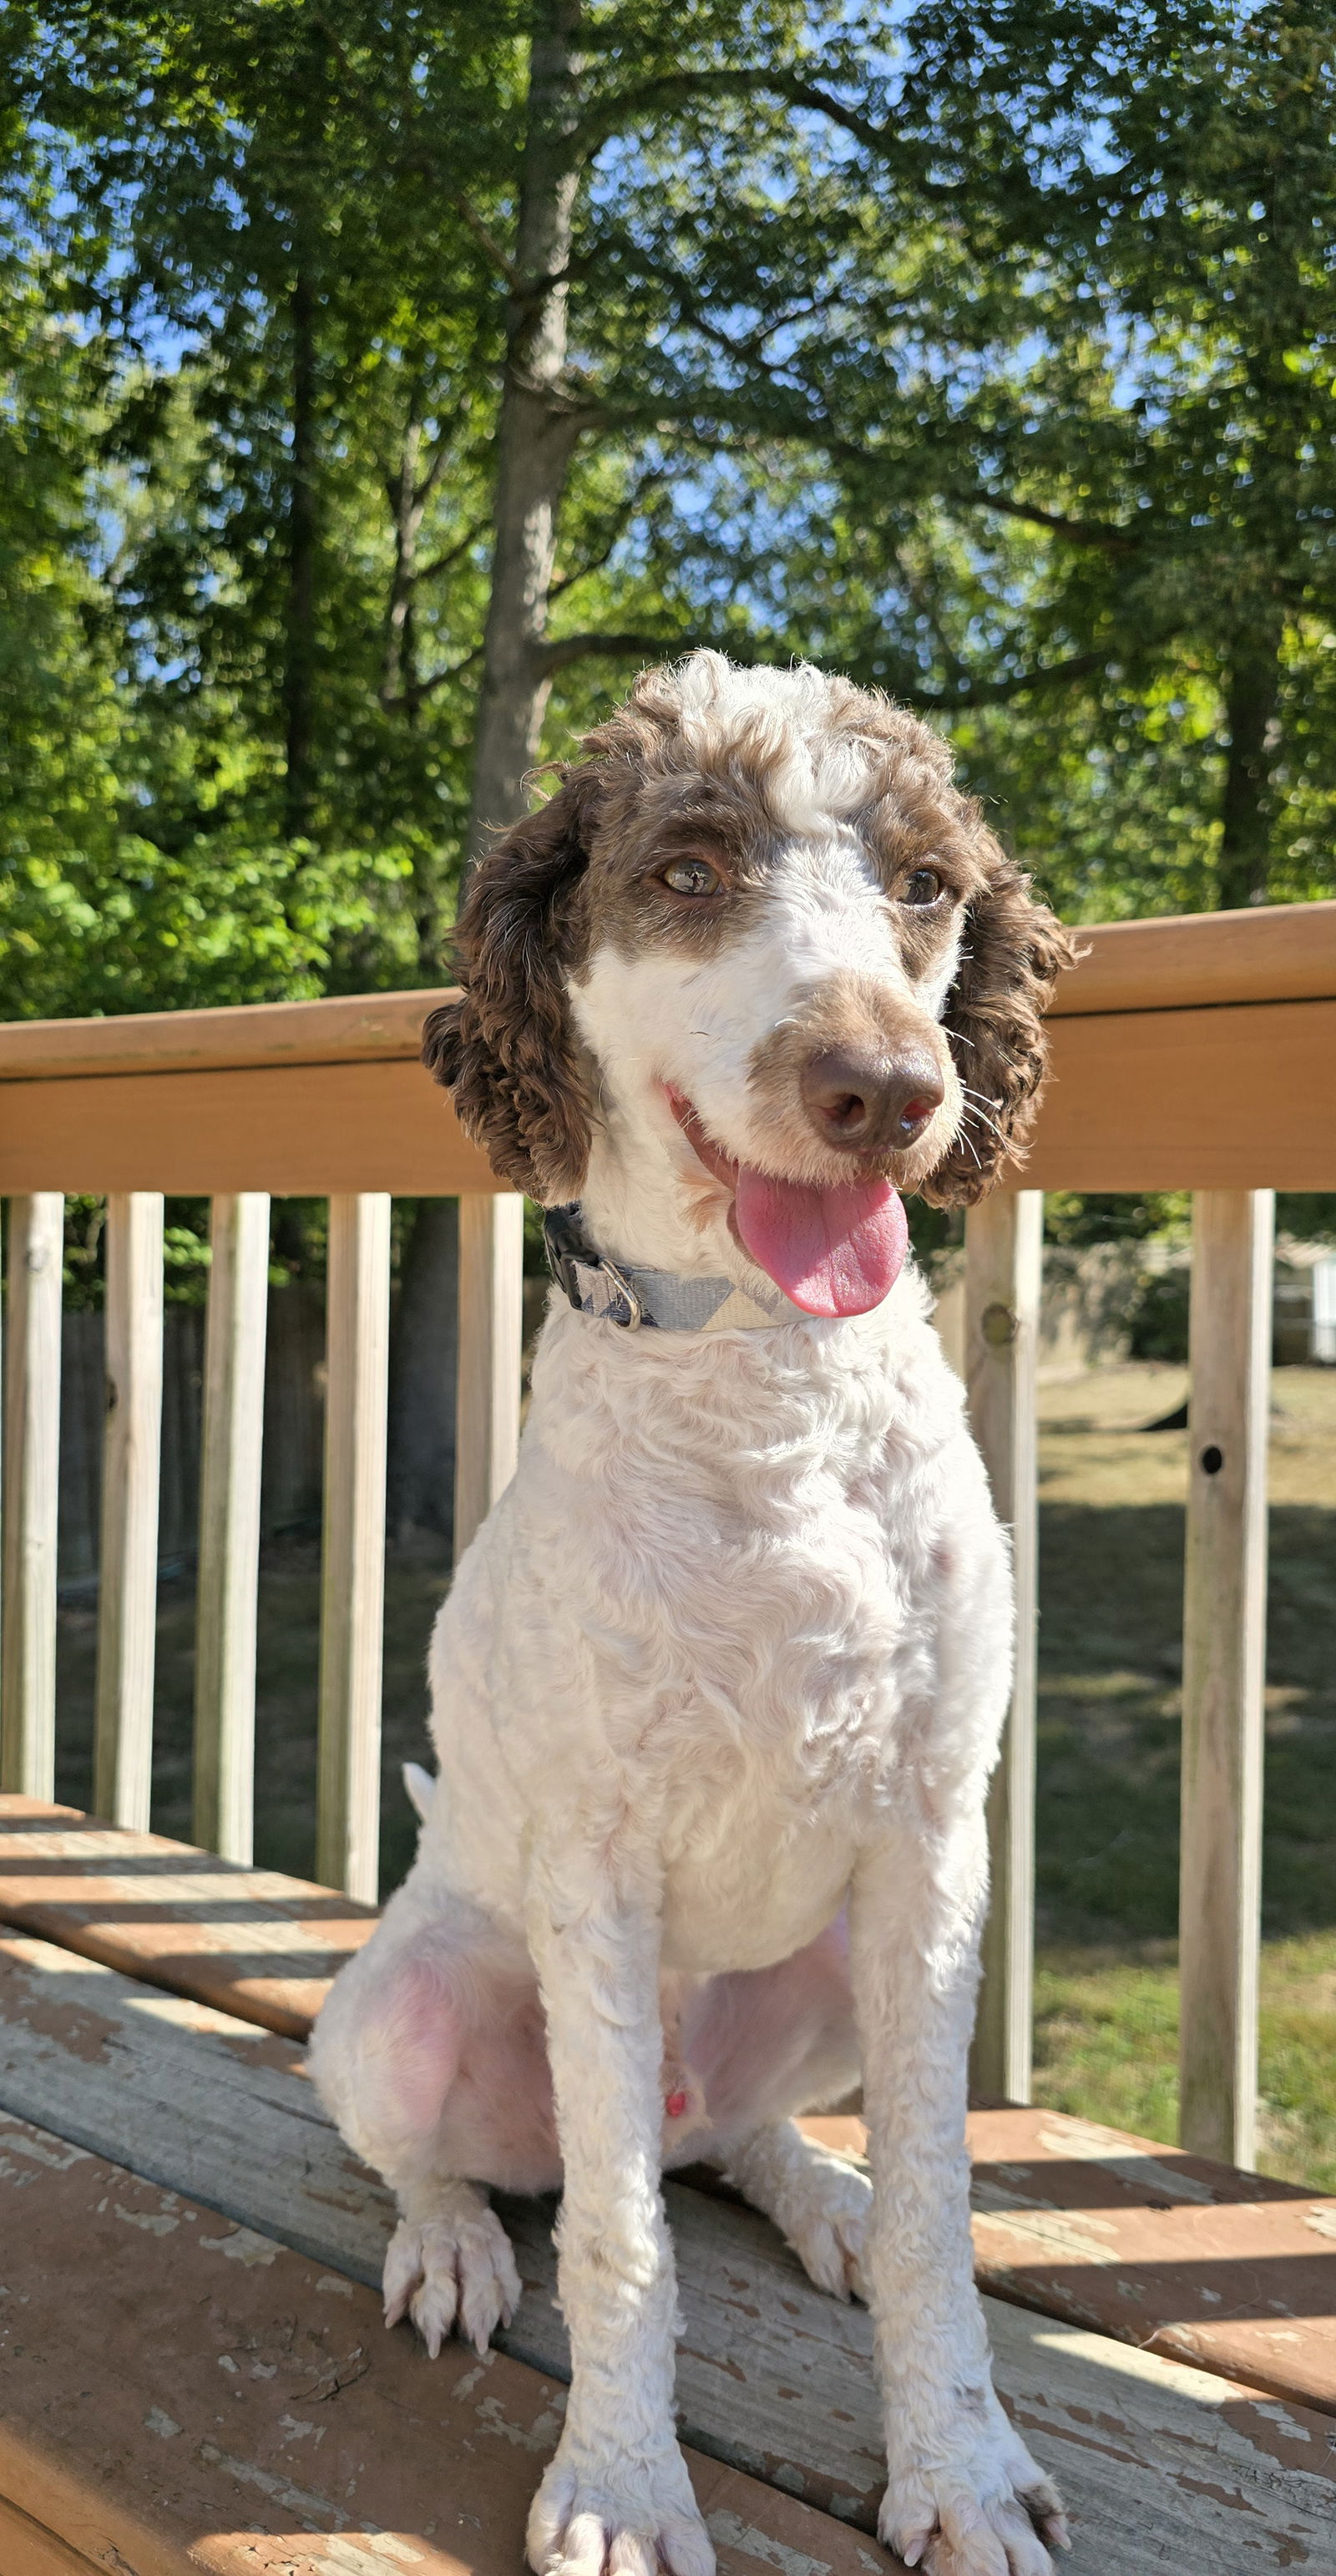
left=1, top=1797, right=1333, bottom=2576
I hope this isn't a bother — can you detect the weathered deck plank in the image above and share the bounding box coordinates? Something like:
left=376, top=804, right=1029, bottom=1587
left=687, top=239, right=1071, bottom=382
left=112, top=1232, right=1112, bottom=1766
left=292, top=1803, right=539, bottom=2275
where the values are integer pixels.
left=808, top=2107, right=1336, bottom=2417
left=1, top=1933, right=1333, bottom=2573
left=3, top=1799, right=1334, bottom=2418
left=0, top=2107, right=888, bottom=2576
left=0, top=1796, right=377, bottom=2034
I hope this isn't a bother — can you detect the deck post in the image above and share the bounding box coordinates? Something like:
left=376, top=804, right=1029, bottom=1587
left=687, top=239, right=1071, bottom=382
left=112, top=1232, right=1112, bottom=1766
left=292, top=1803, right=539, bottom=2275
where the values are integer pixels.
left=316, top=1192, right=392, bottom=1903
left=453, top=1192, right=524, bottom=1566
left=94, top=1193, right=164, bottom=1828
left=1179, top=1187, right=1273, bottom=2167
left=964, top=1188, right=1043, bottom=2105
left=193, top=1193, right=271, bottom=1861
left=1, top=1195, right=65, bottom=1799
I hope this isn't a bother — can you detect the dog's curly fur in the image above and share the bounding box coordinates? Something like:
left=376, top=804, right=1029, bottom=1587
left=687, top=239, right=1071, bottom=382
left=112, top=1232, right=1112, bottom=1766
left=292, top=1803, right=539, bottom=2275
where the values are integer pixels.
left=422, top=771, right=599, bottom=1201
left=314, top=655, right=1075, bottom=2576
left=925, top=851, right=1076, bottom=1206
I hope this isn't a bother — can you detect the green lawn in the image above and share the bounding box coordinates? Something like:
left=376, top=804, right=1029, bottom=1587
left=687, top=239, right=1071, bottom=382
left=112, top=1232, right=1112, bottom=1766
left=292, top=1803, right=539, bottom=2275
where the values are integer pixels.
left=1033, top=1363, right=1336, bottom=2189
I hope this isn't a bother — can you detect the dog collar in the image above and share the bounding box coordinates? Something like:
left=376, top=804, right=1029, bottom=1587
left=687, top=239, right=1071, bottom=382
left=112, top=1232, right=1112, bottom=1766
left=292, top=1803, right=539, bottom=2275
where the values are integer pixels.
left=543, top=1204, right=788, bottom=1334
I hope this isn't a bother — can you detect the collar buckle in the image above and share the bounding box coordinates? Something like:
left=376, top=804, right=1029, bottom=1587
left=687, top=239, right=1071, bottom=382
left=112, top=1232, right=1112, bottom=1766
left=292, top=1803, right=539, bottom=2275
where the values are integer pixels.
left=543, top=1205, right=645, bottom=1329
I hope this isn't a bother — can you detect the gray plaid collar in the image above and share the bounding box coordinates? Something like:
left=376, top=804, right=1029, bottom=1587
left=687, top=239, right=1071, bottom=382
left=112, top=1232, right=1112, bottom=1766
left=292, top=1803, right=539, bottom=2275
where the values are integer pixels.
left=543, top=1204, right=789, bottom=1334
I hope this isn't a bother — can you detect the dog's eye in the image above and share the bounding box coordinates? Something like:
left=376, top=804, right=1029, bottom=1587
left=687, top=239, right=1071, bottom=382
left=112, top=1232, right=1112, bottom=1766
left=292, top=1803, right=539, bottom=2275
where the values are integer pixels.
left=661, top=857, right=724, bottom=898
left=902, top=868, right=944, bottom=908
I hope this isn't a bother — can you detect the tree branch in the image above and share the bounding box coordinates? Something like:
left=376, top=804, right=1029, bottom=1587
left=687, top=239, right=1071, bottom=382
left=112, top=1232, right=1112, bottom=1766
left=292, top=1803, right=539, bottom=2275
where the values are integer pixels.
left=547, top=469, right=667, bottom=604
left=447, top=190, right=523, bottom=292
left=535, top=618, right=741, bottom=670
left=571, top=68, right=936, bottom=179
left=381, top=639, right=486, bottom=712
left=903, top=645, right=1121, bottom=709
left=943, top=487, right=1141, bottom=556
left=415, top=517, right=490, bottom=588
left=534, top=628, right=1124, bottom=706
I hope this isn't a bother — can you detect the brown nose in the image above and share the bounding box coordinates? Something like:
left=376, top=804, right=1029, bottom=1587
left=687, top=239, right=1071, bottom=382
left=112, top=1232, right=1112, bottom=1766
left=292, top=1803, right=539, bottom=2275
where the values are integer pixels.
left=800, top=1045, right=945, bottom=1155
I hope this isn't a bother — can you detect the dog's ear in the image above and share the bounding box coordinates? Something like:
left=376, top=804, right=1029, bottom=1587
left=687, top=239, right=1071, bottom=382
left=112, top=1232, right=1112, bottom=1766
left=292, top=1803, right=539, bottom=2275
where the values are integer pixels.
left=423, top=769, right=598, bottom=1202
left=921, top=838, right=1077, bottom=1208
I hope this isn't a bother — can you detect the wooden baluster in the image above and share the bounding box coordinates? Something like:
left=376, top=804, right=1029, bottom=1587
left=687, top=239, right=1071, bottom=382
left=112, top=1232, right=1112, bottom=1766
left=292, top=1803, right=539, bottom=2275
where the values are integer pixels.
left=94, top=1194, right=164, bottom=1829
left=1, top=1195, right=64, bottom=1799
left=193, top=1194, right=271, bottom=1862
left=316, top=1193, right=391, bottom=1903
left=964, top=1188, right=1044, bottom=2105
left=1180, top=1188, right=1273, bottom=2167
left=453, top=1192, right=524, bottom=1566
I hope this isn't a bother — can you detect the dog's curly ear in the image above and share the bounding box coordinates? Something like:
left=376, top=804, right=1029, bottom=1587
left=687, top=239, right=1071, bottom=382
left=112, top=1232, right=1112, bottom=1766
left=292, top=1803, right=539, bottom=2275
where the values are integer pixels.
left=423, top=769, right=599, bottom=1201
left=922, top=838, right=1078, bottom=1208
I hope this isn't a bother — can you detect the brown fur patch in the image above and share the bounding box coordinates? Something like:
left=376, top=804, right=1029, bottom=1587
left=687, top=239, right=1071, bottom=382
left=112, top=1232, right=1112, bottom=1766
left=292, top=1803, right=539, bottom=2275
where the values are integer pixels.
left=922, top=833, right=1078, bottom=1205
left=746, top=973, right=959, bottom=1192
left=423, top=771, right=600, bottom=1200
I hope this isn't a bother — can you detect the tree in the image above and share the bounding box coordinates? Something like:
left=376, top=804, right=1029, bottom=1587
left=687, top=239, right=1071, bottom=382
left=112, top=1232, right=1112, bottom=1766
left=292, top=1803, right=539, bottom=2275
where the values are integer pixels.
left=665, top=0, right=1336, bottom=911
left=6, top=0, right=1335, bottom=954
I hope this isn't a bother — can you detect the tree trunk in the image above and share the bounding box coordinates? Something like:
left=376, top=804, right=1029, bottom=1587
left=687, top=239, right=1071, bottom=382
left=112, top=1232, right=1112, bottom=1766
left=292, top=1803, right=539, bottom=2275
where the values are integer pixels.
left=382, top=413, right=424, bottom=716
left=465, top=0, right=582, bottom=868
left=387, top=1198, right=459, bottom=1543
left=1217, top=627, right=1281, bottom=911
left=284, top=264, right=319, bottom=839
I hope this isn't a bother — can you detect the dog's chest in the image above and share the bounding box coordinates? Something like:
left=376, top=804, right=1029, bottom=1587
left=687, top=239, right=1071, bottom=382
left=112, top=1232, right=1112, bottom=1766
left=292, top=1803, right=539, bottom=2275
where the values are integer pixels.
left=520, top=1309, right=956, bottom=1795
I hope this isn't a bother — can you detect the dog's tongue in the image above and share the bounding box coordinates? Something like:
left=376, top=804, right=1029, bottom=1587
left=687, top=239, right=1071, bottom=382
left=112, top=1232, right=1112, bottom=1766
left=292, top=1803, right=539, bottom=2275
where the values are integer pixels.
left=733, top=1169, right=907, bottom=1318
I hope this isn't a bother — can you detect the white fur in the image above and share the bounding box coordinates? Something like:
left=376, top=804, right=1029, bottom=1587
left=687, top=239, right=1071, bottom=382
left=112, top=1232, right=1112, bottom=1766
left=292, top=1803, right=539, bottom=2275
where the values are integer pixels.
left=311, top=655, right=1063, bottom=2576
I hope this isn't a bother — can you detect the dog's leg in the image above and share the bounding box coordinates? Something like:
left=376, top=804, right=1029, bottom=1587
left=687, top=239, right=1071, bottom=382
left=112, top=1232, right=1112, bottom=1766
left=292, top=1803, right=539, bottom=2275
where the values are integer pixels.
left=310, top=1913, right=528, bottom=2356
left=716, top=2119, right=870, bottom=2300
left=524, top=1856, right=714, bottom=2576
left=852, top=1824, right=1067, bottom=2576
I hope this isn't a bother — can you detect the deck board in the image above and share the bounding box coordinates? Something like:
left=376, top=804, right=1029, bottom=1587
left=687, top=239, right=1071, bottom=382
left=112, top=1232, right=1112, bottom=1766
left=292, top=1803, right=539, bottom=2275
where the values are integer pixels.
left=0, top=2107, right=888, bottom=2576
left=1, top=1931, right=1333, bottom=2573
left=0, top=1795, right=377, bottom=2033
left=805, top=2108, right=1336, bottom=2415
left=3, top=1797, right=1334, bottom=2417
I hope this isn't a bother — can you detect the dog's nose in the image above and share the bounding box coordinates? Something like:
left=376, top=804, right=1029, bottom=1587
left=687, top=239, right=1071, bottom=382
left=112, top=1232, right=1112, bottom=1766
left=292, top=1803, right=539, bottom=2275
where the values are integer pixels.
left=800, top=1045, right=945, bottom=1154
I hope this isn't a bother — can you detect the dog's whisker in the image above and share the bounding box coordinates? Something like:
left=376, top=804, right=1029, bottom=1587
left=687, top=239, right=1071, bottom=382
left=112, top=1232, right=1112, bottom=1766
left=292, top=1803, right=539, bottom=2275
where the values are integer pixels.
left=961, top=1101, right=1006, bottom=1144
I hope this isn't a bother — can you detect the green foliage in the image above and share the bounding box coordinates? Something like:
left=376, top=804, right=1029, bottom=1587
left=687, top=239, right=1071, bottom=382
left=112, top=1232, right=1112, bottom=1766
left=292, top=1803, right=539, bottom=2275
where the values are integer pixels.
left=1278, top=1195, right=1336, bottom=1245
left=0, top=832, right=418, bottom=1020
left=1126, top=1268, right=1192, bottom=1366
left=1044, top=1193, right=1192, bottom=1250
left=2, top=0, right=1335, bottom=1030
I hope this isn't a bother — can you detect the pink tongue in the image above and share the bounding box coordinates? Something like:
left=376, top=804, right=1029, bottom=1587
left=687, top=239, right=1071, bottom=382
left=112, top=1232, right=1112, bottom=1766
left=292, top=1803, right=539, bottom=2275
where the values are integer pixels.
left=732, top=1170, right=908, bottom=1317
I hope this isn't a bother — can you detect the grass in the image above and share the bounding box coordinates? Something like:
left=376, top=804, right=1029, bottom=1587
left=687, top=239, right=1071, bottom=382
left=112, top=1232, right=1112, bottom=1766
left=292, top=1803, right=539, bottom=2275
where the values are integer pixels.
left=55, top=1531, right=449, bottom=1899
left=50, top=1360, right=1336, bottom=2193
left=1032, top=1362, right=1336, bottom=2189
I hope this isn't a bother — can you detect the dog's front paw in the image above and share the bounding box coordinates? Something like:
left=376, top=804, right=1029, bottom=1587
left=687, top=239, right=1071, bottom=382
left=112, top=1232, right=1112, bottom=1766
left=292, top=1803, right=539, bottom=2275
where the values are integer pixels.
left=781, top=2150, right=871, bottom=2302
left=383, top=2193, right=521, bottom=2357
left=879, top=2417, right=1067, bottom=2576
left=526, top=2440, right=715, bottom=2576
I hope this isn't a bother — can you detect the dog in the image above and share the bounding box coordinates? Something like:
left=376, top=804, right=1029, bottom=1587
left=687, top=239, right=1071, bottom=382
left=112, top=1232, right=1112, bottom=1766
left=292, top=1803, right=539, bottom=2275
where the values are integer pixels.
left=311, top=653, right=1075, bottom=2576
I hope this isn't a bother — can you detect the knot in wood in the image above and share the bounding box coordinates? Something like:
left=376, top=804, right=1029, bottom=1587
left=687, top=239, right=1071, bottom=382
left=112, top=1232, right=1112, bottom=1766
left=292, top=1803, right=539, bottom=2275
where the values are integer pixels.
left=981, top=1301, right=1019, bottom=1348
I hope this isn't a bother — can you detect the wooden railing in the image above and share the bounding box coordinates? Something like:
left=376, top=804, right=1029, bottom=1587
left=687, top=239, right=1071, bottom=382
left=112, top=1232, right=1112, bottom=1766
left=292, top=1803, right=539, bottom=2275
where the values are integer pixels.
left=1, top=898, right=1333, bottom=2165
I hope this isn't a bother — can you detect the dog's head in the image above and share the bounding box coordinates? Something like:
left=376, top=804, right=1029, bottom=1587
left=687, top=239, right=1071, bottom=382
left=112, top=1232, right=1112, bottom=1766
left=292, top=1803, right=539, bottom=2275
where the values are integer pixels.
left=425, top=653, right=1075, bottom=1316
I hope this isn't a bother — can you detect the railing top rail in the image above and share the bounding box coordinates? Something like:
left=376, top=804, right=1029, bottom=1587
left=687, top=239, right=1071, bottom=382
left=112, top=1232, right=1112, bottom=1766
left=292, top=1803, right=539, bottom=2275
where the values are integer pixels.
left=1, top=899, right=1334, bottom=1083
left=1046, top=898, right=1336, bottom=1018
left=0, top=988, right=444, bottom=1081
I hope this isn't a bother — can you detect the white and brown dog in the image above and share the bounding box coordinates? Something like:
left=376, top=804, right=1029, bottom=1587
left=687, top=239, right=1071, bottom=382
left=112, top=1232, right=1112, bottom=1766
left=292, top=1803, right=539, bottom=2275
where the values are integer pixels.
left=311, top=653, right=1075, bottom=2576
